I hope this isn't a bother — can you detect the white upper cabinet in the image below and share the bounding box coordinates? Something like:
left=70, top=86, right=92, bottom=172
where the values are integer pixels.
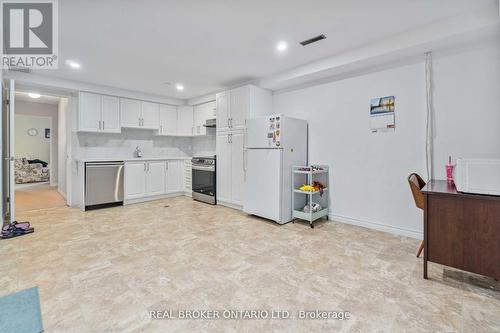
left=216, top=91, right=230, bottom=130
left=141, top=102, right=160, bottom=129
left=177, top=106, right=193, bottom=136
left=100, top=95, right=121, bottom=133
left=79, top=92, right=120, bottom=133
left=120, top=98, right=142, bottom=128
left=230, top=86, right=250, bottom=129
left=158, top=104, right=177, bottom=136
left=120, top=99, right=159, bottom=129
left=193, top=101, right=215, bottom=136
left=216, top=85, right=272, bottom=131
left=79, top=92, right=101, bottom=132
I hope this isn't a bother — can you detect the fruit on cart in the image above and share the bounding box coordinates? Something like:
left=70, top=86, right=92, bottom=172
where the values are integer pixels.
left=299, top=181, right=325, bottom=195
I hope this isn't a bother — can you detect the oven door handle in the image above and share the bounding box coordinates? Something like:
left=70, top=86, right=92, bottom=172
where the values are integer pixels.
left=192, top=165, right=215, bottom=172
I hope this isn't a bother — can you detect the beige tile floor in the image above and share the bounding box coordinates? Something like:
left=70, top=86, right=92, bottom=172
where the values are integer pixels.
left=1, top=196, right=499, bottom=332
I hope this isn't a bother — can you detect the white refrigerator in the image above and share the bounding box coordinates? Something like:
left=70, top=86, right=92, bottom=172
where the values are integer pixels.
left=244, top=114, right=308, bottom=224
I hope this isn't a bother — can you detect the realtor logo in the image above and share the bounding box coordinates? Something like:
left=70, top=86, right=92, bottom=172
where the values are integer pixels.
left=1, top=0, right=58, bottom=69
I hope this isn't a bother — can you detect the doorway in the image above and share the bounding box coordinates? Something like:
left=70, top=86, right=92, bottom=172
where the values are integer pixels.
left=11, top=89, right=69, bottom=214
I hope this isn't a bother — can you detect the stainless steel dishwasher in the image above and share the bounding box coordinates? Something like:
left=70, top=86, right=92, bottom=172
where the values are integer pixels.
left=85, top=161, right=124, bottom=210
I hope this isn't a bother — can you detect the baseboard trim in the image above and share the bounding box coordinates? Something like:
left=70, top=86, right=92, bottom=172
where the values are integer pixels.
left=57, top=188, right=67, bottom=200
left=217, top=201, right=242, bottom=211
left=124, top=192, right=185, bottom=205
left=329, top=213, right=422, bottom=240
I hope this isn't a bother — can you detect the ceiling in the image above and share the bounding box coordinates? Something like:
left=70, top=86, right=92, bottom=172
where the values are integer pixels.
left=15, top=91, right=61, bottom=105
left=31, top=0, right=495, bottom=99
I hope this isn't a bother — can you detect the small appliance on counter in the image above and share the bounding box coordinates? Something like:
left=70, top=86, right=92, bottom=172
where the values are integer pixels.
left=454, top=158, right=500, bottom=196
left=191, top=156, right=216, bottom=204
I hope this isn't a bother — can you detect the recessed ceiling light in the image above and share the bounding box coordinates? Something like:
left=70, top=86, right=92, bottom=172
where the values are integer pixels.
left=65, top=60, right=81, bottom=69
left=28, top=93, right=41, bottom=99
left=276, top=41, right=288, bottom=52
left=175, top=83, right=184, bottom=91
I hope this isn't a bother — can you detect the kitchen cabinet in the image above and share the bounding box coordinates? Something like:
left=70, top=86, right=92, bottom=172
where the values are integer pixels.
left=215, top=84, right=272, bottom=131
left=230, top=132, right=245, bottom=206
left=158, top=104, right=177, bottom=136
left=78, top=92, right=120, bottom=133
left=100, top=95, right=121, bottom=133
left=193, top=101, right=216, bottom=136
left=120, top=98, right=142, bottom=128
left=216, top=131, right=244, bottom=207
left=120, top=98, right=159, bottom=129
left=216, top=132, right=232, bottom=204
left=125, top=159, right=186, bottom=201
left=230, top=86, right=250, bottom=129
left=177, top=106, right=193, bottom=136
left=124, top=162, right=148, bottom=199
left=146, top=161, right=166, bottom=196
left=216, top=91, right=230, bottom=130
left=166, top=160, right=184, bottom=193
left=141, top=102, right=160, bottom=129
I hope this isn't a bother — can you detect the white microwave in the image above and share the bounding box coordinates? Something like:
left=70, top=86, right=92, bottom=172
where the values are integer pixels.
left=454, top=158, right=500, bottom=196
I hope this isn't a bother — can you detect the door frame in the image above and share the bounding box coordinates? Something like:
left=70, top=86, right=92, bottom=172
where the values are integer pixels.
left=5, top=81, right=77, bottom=208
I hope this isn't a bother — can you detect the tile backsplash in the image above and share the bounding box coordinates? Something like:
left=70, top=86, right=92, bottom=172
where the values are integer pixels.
left=74, top=129, right=194, bottom=159
left=73, top=128, right=217, bottom=160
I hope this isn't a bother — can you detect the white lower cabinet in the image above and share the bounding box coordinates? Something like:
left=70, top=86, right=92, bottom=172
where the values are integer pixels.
left=146, top=161, right=166, bottom=196
left=230, top=132, right=245, bottom=206
left=166, top=160, right=184, bottom=193
left=216, top=130, right=245, bottom=207
left=125, top=160, right=185, bottom=201
left=124, top=162, right=148, bottom=200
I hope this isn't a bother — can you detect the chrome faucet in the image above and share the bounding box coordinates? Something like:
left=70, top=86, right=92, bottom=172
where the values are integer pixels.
left=134, top=146, right=143, bottom=158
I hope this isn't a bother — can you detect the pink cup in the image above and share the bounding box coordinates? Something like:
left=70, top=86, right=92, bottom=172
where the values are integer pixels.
left=446, top=164, right=454, bottom=184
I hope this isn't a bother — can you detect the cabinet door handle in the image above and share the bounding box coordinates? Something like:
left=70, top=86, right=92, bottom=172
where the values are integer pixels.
left=98, top=120, right=101, bottom=130
left=102, top=121, right=105, bottom=130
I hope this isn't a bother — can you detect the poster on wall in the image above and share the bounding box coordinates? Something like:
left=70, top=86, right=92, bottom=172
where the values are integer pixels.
left=370, top=96, right=395, bottom=133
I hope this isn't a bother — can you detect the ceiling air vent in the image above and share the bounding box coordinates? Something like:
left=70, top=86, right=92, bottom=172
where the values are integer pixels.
left=300, top=34, right=326, bottom=46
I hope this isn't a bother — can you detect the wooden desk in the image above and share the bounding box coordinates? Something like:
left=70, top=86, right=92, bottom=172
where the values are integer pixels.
left=422, top=180, right=500, bottom=280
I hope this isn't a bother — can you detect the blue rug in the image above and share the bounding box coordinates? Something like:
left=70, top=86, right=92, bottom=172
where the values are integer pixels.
left=0, top=287, right=44, bottom=333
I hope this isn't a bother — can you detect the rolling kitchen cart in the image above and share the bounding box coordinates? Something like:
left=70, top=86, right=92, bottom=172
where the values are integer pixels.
left=292, top=165, right=329, bottom=228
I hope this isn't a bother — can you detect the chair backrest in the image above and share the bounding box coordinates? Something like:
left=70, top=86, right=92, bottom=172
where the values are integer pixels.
left=408, top=173, right=426, bottom=210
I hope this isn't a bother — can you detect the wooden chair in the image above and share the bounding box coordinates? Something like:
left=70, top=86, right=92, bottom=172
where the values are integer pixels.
left=408, top=173, right=426, bottom=258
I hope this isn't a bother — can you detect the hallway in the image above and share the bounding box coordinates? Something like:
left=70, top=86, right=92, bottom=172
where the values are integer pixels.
left=15, top=183, right=66, bottom=213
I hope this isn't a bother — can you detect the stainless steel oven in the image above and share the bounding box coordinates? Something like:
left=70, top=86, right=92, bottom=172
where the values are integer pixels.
left=191, top=156, right=216, bottom=205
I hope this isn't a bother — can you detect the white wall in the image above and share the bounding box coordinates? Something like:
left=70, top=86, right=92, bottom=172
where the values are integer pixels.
left=14, top=115, right=52, bottom=161
left=274, top=63, right=427, bottom=238
left=432, top=42, right=500, bottom=178
left=273, top=40, right=500, bottom=239
left=58, top=98, right=68, bottom=198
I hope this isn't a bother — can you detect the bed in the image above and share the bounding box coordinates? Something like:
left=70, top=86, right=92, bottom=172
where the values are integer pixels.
left=14, top=158, right=50, bottom=184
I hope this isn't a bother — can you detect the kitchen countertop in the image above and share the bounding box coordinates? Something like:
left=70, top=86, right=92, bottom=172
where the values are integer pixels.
left=78, top=157, right=192, bottom=163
